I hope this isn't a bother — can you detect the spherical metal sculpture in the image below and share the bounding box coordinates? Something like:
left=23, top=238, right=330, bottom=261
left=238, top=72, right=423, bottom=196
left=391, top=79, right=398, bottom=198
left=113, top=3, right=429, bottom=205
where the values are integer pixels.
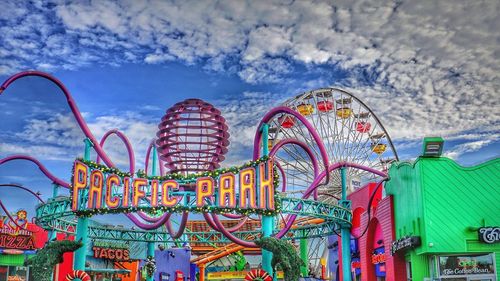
left=156, top=99, right=230, bottom=174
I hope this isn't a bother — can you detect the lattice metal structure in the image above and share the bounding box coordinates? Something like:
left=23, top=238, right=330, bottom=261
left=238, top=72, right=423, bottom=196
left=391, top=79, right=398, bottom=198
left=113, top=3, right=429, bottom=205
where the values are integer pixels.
left=35, top=195, right=350, bottom=244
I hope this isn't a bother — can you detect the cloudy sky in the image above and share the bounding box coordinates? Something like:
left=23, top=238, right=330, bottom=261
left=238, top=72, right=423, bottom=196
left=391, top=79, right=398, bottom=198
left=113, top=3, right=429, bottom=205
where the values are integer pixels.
left=0, top=0, right=499, bottom=218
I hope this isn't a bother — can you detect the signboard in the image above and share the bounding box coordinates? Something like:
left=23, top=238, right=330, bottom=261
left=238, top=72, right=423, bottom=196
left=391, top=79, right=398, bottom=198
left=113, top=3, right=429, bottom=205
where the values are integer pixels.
left=391, top=236, right=421, bottom=255
left=438, top=254, right=495, bottom=276
left=71, top=158, right=276, bottom=216
left=92, top=246, right=130, bottom=260
left=351, top=257, right=361, bottom=276
left=372, top=247, right=386, bottom=277
left=0, top=229, right=36, bottom=250
left=92, top=241, right=130, bottom=261
left=478, top=227, right=499, bottom=244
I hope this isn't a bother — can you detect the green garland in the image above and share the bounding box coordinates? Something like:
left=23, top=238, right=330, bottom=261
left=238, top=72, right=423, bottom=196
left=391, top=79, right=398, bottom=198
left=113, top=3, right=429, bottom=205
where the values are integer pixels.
left=143, top=255, right=156, bottom=277
left=75, top=156, right=272, bottom=181
left=25, top=240, right=83, bottom=281
left=255, top=237, right=304, bottom=281
left=135, top=155, right=272, bottom=181
left=76, top=158, right=132, bottom=178
left=74, top=198, right=281, bottom=217
left=71, top=156, right=281, bottom=217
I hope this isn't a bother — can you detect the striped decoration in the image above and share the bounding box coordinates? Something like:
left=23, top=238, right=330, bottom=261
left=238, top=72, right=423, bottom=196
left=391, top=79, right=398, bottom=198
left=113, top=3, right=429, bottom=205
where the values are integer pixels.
left=66, top=270, right=91, bottom=281
left=244, top=269, right=273, bottom=281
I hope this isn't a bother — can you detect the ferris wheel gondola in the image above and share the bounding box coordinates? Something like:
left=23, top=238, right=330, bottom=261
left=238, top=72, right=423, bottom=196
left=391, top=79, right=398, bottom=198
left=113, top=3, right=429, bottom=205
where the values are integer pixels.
left=268, top=88, right=398, bottom=202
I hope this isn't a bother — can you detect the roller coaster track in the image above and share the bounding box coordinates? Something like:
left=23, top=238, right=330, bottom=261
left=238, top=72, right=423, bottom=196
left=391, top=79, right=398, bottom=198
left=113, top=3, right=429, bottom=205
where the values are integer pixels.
left=191, top=217, right=325, bottom=265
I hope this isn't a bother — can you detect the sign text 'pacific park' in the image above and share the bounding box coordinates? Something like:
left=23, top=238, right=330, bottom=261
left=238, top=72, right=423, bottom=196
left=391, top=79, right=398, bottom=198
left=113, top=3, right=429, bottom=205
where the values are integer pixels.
left=70, top=157, right=277, bottom=216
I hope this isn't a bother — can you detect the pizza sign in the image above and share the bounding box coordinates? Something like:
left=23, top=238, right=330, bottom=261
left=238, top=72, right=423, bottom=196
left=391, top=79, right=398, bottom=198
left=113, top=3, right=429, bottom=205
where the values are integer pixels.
left=0, top=231, right=36, bottom=250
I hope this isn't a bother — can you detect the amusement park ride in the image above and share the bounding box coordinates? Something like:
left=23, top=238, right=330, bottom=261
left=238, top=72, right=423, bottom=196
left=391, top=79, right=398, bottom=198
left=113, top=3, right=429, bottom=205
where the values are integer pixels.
left=0, top=71, right=398, bottom=281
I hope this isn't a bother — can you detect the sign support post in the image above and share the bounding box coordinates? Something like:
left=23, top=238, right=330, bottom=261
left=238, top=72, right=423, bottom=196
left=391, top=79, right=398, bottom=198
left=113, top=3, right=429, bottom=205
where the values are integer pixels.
left=146, top=145, right=159, bottom=281
left=74, top=138, right=92, bottom=271
left=261, top=123, right=275, bottom=279
left=340, top=167, right=352, bottom=281
left=300, top=231, right=309, bottom=277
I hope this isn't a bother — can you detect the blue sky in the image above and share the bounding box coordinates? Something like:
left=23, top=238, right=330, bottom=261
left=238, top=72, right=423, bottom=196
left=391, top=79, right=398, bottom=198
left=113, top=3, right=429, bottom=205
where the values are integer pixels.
left=0, top=1, right=499, bottom=220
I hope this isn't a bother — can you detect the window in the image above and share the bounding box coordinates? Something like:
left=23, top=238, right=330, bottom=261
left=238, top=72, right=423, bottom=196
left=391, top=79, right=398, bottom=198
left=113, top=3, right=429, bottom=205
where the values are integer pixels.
left=406, top=261, right=412, bottom=281
left=7, top=266, right=28, bottom=281
left=437, top=253, right=496, bottom=281
left=0, top=266, right=7, bottom=281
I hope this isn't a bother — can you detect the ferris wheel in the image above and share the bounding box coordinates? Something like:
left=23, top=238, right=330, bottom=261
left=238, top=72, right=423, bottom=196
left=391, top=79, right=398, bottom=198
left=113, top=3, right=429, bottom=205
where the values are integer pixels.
left=268, top=88, right=398, bottom=202
left=267, top=88, right=398, bottom=274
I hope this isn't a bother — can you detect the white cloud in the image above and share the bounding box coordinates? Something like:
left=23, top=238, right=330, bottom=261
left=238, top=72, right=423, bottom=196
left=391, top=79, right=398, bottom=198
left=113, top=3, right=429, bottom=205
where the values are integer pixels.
left=444, top=138, right=497, bottom=160
left=0, top=0, right=498, bottom=161
left=1, top=112, right=158, bottom=171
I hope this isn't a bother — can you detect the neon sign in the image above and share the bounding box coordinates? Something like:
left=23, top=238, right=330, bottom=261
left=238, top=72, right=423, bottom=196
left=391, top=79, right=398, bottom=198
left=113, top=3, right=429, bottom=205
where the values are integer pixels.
left=0, top=231, right=36, bottom=250
left=71, top=158, right=276, bottom=216
left=92, top=246, right=130, bottom=261
left=371, top=252, right=386, bottom=264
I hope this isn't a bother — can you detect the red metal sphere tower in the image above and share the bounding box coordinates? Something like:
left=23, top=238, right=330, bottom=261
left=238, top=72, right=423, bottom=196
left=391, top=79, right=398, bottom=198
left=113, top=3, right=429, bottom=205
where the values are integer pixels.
left=156, top=99, right=230, bottom=174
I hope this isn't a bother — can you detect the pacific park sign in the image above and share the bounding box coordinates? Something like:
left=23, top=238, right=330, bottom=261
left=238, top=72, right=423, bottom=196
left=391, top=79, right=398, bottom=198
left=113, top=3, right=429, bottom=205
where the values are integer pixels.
left=70, top=157, right=278, bottom=217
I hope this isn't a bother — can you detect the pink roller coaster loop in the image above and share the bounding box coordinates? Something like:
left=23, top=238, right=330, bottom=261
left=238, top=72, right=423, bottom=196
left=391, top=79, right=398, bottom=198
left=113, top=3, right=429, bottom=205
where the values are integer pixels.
left=0, top=199, right=27, bottom=231
left=269, top=138, right=319, bottom=198
left=210, top=138, right=321, bottom=233
left=0, top=183, right=45, bottom=203
left=94, top=129, right=168, bottom=230
left=96, top=129, right=135, bottom=175
left=144, top=141, right=165, bottom=177
left=212, top=162, right=387, bottom=248
left=0, top=183, right=44, bottom=231
left=210, top=107, right=330, bottom=240
left=0, top=71, right=115, bottom=167
left=252, top=106, right=331, bottom=185
left=0, top=155, right=70, bottom=188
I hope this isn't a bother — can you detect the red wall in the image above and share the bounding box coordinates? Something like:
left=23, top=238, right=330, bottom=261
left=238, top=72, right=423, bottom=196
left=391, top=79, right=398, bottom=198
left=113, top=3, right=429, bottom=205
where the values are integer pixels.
left=26, top=222, right=48, bottom=249
left=54, top=232, right=76, bottom=281
left=338, top=183, right=406, bottom=281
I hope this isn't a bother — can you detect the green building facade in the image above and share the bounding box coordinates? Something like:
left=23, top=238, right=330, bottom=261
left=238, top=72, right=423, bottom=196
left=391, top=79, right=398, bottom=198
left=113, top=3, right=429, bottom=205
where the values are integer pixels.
left=385, top=156, right=500, bottom=281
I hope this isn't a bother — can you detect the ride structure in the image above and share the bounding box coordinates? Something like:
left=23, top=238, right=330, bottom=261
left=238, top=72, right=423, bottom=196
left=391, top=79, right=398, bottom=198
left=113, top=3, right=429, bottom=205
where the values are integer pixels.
left=0, top=71, right=398, bottom=281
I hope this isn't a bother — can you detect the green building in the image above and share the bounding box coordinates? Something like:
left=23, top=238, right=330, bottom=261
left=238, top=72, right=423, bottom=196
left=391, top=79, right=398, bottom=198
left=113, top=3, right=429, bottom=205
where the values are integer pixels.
left=385, top=140, right=499, bottom=281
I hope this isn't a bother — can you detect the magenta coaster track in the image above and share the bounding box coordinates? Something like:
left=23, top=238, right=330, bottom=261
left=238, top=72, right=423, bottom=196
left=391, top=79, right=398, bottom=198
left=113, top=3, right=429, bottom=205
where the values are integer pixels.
left=0, top=155, right=70, bottom=188
left=144, top=140, right=165, bottom=176
left=0, top=183, right=44, bottom=231
left=0, top=70, right=388, bottom=247
left=95, top=129, right=135, bottom=174
left=210, top=162, right=387, bottom=248
left=0, top=71, right=115, bottom=167
left=0, top=71, right=188, bottom=236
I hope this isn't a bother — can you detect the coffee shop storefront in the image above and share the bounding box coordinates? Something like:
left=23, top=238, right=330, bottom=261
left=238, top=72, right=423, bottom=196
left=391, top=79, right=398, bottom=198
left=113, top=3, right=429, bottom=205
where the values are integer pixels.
left=386, top=156, right=500, bottom=281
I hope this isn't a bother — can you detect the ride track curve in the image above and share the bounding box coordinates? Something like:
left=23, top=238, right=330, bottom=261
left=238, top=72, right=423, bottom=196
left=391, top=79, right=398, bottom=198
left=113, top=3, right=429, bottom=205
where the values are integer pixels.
left=0, top=70, right=381, bottom=252
left=0, top=71, right=191, bottom=236
left=0, top=183, right=44, bottom=232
